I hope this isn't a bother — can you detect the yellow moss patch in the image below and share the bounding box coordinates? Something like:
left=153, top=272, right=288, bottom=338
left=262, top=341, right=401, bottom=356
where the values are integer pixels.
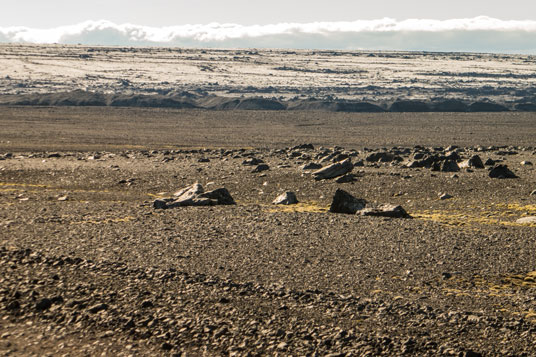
left=494, top=203, right=536, bottom=213
left=413, top=203, right=536, bottom=228
left=0, top=182, right=47, bottom=188
left=265, top=201, right=329, bottom=213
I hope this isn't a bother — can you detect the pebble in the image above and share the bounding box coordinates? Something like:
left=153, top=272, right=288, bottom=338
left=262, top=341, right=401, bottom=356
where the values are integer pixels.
left=439, top=193, right=453, bottom=200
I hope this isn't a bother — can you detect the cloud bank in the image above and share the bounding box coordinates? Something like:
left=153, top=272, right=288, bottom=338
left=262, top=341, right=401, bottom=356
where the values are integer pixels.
left=1, top=17, right=536, bottom=53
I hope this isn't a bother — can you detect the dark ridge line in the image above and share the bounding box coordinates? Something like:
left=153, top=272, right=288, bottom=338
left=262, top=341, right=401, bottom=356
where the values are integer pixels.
left=0, top=90, right=534, bottom=112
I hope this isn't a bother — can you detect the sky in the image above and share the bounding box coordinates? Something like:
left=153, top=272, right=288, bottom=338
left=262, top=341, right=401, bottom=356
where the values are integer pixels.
left=1, top=0, right=536, bottom=53
left=2, top=0, right=536, bottom=27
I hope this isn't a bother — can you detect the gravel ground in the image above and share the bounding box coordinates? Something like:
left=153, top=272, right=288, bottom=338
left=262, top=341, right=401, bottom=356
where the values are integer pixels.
left=1, top=109, right=536, bottom=355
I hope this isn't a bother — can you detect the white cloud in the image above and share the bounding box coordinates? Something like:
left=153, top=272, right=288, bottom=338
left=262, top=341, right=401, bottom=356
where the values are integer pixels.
left=1, top=17, right=536, bottom=53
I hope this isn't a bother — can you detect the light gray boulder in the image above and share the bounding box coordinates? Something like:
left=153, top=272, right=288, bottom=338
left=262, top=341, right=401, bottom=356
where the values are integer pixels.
left=273, top=192, right=298, bottom=205
left=313, top=158, right=353, bottom=180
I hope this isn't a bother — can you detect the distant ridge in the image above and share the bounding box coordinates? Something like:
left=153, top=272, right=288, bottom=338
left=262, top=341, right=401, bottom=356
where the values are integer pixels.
left=0, top=90, right=531, bottom=112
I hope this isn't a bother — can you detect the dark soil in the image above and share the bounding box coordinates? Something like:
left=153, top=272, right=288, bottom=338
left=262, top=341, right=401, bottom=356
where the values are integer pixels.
left=1, top=108, right=536, bottom=355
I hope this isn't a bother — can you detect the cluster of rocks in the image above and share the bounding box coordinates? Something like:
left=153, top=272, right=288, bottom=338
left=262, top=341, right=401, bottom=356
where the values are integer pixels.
left=153, top=183, right=235, bottom=209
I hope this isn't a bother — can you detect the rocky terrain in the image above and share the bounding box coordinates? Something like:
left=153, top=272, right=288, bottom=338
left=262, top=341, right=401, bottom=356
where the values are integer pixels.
left=1, top=107, right=536, bottom=355
left=1, top=44, right=536, bottom=111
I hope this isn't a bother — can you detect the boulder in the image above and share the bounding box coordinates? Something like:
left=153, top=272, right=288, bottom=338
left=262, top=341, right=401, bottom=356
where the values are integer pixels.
left=252, top=164, right=270, bottom=173
left=489, top=165, right=518, bottom=179
left=366, top=152, right=397, bottom=163
left=301, top=162, right=322, bottom=170
left=199, top=188, right=235, bottom=205
left=273, top=192, right=298, bottom=205
left=154, top=183, right=235, bottom=209
left=242, top=157, right=264, bottom=166
left=484, top=158, right=495, bottom=166
left=174, top=182, right=204, bottom=200
left=459, top=155, right=485, bottom=169
left=153, top=199, right=169, bottom=209
left=313, top=158, right=353, bottom=180
left=516, top=216, right=536, bottom=224
left=441, top=160, right=460, bottom=172
left=329, top=189, right=366, bottom=214
left=360, top=204, right=412, bottom=218
left=302, top=162, right=322, bottom=170
left=335, top=174, right=357, bottom=183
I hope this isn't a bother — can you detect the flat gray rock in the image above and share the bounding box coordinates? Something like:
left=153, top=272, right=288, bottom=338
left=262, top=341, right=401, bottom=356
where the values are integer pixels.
left=313, top=158, right=353, bottom=180
left=516, top=216, right=536, bottom=224
left=360, top=204, right=412, bottom=218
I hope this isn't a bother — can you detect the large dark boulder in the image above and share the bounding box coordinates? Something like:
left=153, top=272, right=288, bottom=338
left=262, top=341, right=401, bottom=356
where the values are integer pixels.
left=489, top=165, right=518, bottom=179
left=329, top=189, right=366, bottom=214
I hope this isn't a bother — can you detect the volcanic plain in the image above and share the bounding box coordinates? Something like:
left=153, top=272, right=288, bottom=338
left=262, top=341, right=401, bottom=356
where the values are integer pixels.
left=1, top=45, right=536, bottom=356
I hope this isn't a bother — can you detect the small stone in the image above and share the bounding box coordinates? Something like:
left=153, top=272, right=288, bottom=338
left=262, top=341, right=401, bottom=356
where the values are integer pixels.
left=335, top=174, right=356, bottom=183
left=484, top=158, right=495, bottom=166
left=141, top=300, right=154, bottom=308
left=242, top=157, right=264, bottom=166
left=277, top=342, right=288, bottom=350
left=88, top=303, right=108, bottom=314
left=57, top=196, right=68, bottom=201
left=530, top=190, right=536, bottom=196
left=153, top=199, right=168, bottom=209
left=516, top=216, right=536, bottom=224
left=329, top=189, right=366, bottom=214
left=273, top=192, right=298, bottom=205
left=161, top=342, right=173, bottom=351
left=252, top=164, right=270, bottom=173
left=6, top=301, right=20, bottom=310
left=301, top=162, right=322, bottom=170
left=36, top=298, right=52, bottom=311
left=521, top=160, right=533, bottom=166
left=439, top=193, right=453, bottom=200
